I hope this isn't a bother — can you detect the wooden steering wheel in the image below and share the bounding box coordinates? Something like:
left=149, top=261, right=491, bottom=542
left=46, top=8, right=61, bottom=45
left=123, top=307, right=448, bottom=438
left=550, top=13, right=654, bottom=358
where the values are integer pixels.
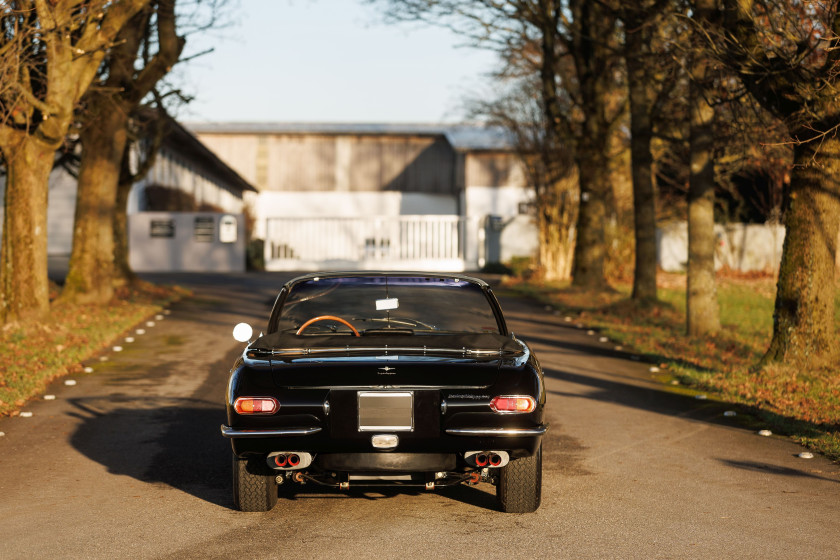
left=296, top=315, right=360, bottom=336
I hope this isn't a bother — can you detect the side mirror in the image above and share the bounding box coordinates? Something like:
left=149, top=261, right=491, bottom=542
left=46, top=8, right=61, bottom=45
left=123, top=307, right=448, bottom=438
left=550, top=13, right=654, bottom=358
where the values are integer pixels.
left=232, top=322, right=254, bottom=343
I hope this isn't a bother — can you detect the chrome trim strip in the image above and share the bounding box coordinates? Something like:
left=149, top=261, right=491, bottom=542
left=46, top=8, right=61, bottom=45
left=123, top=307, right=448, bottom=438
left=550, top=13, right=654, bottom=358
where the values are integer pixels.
left=249, top=346, right=524, bottom=359
left=220, top=425, right=322, bottom=438
left=445, top=426, right=548, bottom=437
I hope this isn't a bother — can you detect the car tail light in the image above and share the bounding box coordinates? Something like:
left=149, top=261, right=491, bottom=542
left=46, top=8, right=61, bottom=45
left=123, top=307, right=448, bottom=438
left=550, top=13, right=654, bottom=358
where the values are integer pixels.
left=234, top=397, right=279, bottom=415
left=490, top=395, right=536, bottom=414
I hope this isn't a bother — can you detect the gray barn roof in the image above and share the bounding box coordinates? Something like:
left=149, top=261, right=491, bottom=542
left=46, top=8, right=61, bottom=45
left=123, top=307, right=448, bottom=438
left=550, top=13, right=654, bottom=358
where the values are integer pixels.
left=185, top=122, right=516, bottom=152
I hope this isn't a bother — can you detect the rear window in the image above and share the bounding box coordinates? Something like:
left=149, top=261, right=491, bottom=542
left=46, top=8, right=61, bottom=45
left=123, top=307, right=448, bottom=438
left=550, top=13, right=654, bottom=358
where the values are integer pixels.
left=274, top=276, right=500, bottom=335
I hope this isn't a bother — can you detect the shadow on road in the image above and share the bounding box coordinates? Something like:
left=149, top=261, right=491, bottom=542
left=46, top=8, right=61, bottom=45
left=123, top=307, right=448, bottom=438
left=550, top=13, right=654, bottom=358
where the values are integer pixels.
left=718, top=459, right=840, bottom=484
left=537, top=356, right=840, bottom=486
left=267, top=480, right=501, bottom=510
left=68, top=396, right=232, bottom=507
left=64, top=272, right=518, bottom=512
left=67, top=393, right=509, bottom=511
left=542, top=366, right=719, bottom=421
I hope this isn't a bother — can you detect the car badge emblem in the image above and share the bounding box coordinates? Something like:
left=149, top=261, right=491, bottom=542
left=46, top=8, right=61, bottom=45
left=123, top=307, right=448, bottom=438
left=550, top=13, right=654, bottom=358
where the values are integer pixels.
left=378, top=366, right=396, bottom=375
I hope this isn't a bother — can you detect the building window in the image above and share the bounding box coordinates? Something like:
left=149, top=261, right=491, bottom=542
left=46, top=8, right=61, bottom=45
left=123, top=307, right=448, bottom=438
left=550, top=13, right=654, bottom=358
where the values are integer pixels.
left=150, top=220, right=175, bottom=238
left=194, top=216, right=215, bottom=242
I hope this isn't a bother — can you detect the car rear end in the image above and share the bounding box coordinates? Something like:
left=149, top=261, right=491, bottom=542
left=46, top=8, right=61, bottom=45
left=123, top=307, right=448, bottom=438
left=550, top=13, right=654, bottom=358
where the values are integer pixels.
left=222, top=273, right=547, bottom=513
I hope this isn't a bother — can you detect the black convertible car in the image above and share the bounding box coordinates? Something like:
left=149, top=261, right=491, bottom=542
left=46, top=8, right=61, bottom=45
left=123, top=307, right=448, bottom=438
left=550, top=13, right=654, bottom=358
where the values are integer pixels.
left=222, top=272, right=547, bottom=513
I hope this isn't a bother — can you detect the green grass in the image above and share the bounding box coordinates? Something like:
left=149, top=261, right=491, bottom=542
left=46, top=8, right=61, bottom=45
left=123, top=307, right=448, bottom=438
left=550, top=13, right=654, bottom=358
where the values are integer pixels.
left=505, top=275, right=840, bottom=461
left=0, top=282, right=185, bottom=416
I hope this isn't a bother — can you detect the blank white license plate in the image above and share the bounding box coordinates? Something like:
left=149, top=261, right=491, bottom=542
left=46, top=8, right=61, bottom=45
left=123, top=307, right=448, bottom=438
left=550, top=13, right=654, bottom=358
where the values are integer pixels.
left=358, top=391, right=414, bottom=432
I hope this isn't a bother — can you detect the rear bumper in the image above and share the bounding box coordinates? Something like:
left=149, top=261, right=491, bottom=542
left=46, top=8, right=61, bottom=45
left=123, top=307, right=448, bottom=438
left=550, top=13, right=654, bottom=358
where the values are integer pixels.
left=221, top=424, right=548, bottom=439
left=225, top=423, right=547, bottom=459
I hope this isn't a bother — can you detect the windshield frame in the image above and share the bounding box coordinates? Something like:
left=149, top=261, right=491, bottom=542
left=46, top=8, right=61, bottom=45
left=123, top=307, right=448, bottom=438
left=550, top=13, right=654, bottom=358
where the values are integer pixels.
left=266, top=273, right=507, bottom=336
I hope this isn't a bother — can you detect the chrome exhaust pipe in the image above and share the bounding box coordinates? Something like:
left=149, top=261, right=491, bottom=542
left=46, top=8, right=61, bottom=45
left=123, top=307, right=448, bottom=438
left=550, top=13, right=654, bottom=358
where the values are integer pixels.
left=267, top=451, right=312, bottom=470
left=464, top=450, right=509, bottom=468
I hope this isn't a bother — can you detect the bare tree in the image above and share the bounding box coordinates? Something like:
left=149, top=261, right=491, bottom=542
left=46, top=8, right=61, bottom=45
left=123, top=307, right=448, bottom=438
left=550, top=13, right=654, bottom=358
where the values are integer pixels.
left=0, top=0, right=149, bottom=323
left=112, top=1, right=228, bottom=287
left=619, top=1, right=680, bottom=301
left=686, top=0, right=721, bottom=336
left=470, top=77, right=577, bottom=280
left=714, top=0, right=840, bottom=365
left=564, top=0, right=624, bottom=289
left=61, top=0, right=185, bottom=304
left=375, top=0, right=624, bottom=289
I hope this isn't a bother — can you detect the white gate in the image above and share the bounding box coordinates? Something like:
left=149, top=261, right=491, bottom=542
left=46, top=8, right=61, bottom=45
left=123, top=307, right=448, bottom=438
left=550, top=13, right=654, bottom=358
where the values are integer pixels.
left=264, top=216, right=466, bottom=271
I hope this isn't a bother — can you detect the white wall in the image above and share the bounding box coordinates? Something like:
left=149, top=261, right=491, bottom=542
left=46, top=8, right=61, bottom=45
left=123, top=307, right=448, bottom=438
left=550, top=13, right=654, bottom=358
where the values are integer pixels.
left=500, top=216, right=539, bottom=262
left=129, top=212, right=246, bottom=272
left=464, top=185, right=533, bottom=218
left=464, top=185, right=538, bottom=265
left=46, top=168, right=78, bottom=254
left=658, top=222, right=788, bottom=273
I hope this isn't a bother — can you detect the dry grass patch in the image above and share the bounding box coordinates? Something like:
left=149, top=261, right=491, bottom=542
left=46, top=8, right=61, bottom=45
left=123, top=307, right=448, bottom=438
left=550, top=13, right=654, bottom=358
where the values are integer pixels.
left=503, top=272, right=840, bottom=461
left=0, top=282, right=187, bottom=416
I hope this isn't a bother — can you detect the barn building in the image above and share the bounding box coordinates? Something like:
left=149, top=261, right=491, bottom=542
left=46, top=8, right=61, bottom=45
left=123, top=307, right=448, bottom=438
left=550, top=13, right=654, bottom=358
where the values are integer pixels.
left=189, top=122, right=537, bottom=271
left=1, top=116, right=257, bottom=274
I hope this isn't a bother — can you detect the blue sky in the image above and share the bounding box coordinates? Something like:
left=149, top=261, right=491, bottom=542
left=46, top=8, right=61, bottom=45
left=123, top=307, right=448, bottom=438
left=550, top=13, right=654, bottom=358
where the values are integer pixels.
left=176, top=0, right=500, bottom=123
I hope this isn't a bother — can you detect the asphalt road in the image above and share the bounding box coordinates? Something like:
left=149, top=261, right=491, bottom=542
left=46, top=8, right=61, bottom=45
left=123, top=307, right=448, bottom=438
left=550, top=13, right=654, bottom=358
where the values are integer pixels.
left=1, top=272, right=837, bottom=559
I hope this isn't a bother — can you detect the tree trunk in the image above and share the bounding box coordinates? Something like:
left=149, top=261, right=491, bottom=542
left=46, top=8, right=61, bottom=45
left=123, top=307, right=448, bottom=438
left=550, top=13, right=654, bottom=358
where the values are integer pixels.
left=534, top=2, right=574, bottom=282
left=572, top=140, right=609, bottom=289
left=569, top=0, right=614, bottom=290
left=537, top=183, right=575, bottom=281
left=687, top=3, right=720, bottom=337
left=0, top=136, right=53, bottom=322
left=763, top=134, right=840, bottom=365
left=62, top=105, right=129, bottom=304
left=687, top=82, right=720, bottom=335
left=0, top=0, right=149, bottom=324
left=625, top=12, right=658, bottom=302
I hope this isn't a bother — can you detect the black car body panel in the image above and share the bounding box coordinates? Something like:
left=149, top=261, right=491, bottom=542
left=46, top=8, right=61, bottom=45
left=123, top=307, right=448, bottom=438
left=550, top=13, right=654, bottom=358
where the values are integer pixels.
left=222, top=272, right=547, bottom=512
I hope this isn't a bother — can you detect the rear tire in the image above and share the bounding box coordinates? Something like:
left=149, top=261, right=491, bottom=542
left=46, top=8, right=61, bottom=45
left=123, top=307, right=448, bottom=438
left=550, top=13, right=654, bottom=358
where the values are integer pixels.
left=496, top=445, right=542, bottom=513
left=232, top=455, right=278, bottom=512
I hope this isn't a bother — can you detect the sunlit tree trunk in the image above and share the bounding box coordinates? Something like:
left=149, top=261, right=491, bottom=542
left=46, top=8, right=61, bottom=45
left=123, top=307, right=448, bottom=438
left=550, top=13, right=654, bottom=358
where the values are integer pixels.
left=62, top=0, right=183, bottom=303
left=709, top=0, right=840, bottom=366
left=763, top=134, right=840, bottom=363
left=536, top=177, right=577, bottom=281
left=0, top=136, right=53, bottom=322
left=0, top=0, right=150, bottom=322
left=63, top=105, right=129, bottom=303
left=687, top=0, right=720, bottom=336
left=534, top=0, right=575, bottom=282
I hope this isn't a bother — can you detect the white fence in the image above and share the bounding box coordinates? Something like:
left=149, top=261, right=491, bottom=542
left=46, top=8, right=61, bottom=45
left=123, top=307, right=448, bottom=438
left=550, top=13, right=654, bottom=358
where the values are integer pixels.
left=264, top=215, right=467, bottom=271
